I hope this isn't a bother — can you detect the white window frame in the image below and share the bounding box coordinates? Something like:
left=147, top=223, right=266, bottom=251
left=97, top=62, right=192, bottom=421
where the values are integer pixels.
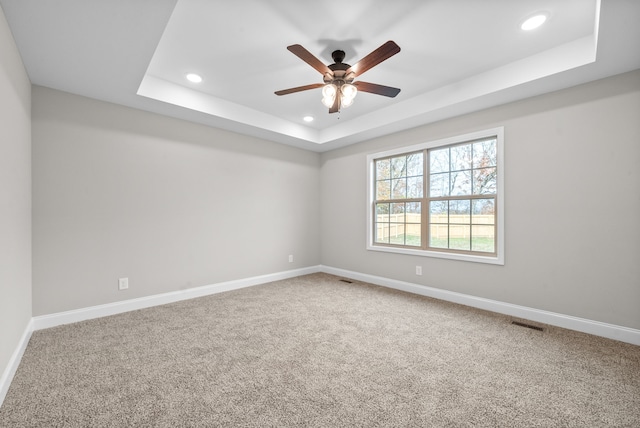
left=366, top=127, right=504, bottom=265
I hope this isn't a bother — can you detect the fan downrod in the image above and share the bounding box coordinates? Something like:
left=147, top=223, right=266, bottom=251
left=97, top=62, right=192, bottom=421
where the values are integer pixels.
left=331, top=50, right=346, bottom=63
left=329, top=50, right=350, bottom=75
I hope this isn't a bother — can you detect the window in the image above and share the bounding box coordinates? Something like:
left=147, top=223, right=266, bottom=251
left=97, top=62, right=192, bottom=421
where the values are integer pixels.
left=367, top=128, right=504, bottom=265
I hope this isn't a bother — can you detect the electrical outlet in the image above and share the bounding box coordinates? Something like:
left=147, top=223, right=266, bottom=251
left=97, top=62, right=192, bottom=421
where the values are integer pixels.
left=415, top=266, right=422, bottom=276
left=288, top=255, right=294, bottom=263
left=118, top=277, right=129, bottom=290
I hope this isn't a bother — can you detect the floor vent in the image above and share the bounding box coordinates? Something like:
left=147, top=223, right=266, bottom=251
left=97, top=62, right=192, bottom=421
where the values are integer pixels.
left=511, top=321, right=544, bottom=332
left=339, top=279, right=353, bottom=284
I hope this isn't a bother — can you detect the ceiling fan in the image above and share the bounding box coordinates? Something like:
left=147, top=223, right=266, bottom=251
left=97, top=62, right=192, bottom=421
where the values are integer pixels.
left=275, top=41, right=401, bottom=113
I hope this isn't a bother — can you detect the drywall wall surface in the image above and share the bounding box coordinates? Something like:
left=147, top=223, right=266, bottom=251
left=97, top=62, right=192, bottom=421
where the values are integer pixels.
left=32, top=86, right=321, bottom=315
left=320, top=70, right=640, bottom=330
left=0, top=4, right=31, bottom=388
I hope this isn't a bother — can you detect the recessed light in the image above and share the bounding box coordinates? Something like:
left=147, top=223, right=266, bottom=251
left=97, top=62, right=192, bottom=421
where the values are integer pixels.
left=303, top=116, right=314, bottom=122
left=186, top=73, right=202, bottom=83
left=521, top=13, right=548, bottom=31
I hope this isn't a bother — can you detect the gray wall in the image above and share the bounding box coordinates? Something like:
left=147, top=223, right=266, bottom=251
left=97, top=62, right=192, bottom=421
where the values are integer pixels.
left=13, top=30, right=640, bottom=344
left=0, top=5, right=31, bottom=382
left=321, top=70, right=640, bottom=330
left=32, top=87, right=321, bottom=315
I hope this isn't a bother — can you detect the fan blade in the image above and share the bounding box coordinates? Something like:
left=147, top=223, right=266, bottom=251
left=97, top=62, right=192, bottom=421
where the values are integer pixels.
left=346, top=41, right=400, bottom=77
left=287, top=44, right=332, bottom=75
left=329, top=92, right=340, bottom=114
left=275, top=83, right=324, bottom=96
left=354, top=81, right=401, bottom=98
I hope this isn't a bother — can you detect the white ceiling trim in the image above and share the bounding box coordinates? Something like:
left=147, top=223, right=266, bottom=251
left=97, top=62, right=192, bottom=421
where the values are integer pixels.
left=138, top=75, right=318, bottom=142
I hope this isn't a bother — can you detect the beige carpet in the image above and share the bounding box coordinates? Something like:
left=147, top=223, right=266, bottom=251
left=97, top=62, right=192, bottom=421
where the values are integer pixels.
left=1, top=273, right=639, bottom=427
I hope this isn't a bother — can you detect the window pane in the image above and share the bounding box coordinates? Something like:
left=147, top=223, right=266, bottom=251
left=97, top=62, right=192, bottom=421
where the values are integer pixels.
left=389, top=229, right=405, bottom=245
left=376, top=159, right=390, bottom=180
left=449, top=199, right=470, bottom=224
left=450, top=170, right=472, bottom=196
left=449, top=225, right=470, bottom=250
left=375, top=223, right=389, bottom=244
left=375, top=203, right=389, bottom=244
left=430, top=148, right=449, bottom=173
left=391, top=202, right=405, bottom=220
left=429, top=224, right=448, bottom=248
left=391, top=156, right=406, bottom=178
left=407, top=152, right=423, bottom=176
left=473, top=167, right=496, bottom=195
left=376, top=203, right=390, bottom=220
left=406, top=201, right=422, bottom=247
left=451, top=145, right=472, bottom=171
left=429, top=172, right=449, bottom=197
left=472, top=225, right=495, bottom=252
left=405, top=223, right=421, bottom=247
left=376, top=179, right=390, bottom=200
left=389, top=202, right=405, bottom=245
left=429, top=200, right=448, bottom=223
left=407, top=176, right=423, bottom=198
left=406, top=201, right=421, bottom=216
left=472, top=199, right=495, bottom=224
left=473, top=139, right=496, bottom=168
left=391, top=178, right=407, bottom=199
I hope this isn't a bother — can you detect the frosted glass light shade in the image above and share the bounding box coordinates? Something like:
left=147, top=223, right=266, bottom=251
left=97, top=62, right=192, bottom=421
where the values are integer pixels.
left=341, top=83, right=357, bottom=100
left=322, top=84, right=337, bottom=98
left=322, top=96, right=335, bottom=108
left=341, top=96, right=354, bottom=108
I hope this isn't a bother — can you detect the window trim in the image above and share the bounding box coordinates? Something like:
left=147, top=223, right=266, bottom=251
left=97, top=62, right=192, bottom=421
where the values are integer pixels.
left=366, top=127, right=504, bottom=265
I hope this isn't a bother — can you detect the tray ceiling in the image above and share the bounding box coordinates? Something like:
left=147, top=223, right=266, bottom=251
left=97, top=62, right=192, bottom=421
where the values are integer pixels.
left=2, top=0, right=639, bottom=151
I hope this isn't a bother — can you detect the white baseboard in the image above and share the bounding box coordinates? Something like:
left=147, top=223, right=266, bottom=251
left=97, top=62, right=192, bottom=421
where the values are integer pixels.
left=32, top=266, right=321, bottom=331
left=27, top=264, right=640, bottom=344
left=3, top=264, right=638, bottom=409
left=319, top=265, right=640, bottom=346
left=0, top=319, right=33, bottom=407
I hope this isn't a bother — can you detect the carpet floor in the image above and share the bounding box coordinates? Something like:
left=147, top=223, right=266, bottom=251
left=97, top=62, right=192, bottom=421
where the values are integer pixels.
left=1, top=273, right=639, bottom=427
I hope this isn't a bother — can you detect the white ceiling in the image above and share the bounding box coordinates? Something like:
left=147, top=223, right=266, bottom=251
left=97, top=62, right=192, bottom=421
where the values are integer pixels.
left=2, top=0, right=639, bottom=152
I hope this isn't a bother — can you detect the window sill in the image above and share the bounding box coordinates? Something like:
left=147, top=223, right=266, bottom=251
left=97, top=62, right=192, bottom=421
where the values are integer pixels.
left=366, top=244, right=504, bottom=265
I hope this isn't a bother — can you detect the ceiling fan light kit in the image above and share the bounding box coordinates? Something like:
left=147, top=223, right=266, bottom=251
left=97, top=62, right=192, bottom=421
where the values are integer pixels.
left=321, top=82, right=357, bottom=109
left=275, top=41, right=401, bottom=114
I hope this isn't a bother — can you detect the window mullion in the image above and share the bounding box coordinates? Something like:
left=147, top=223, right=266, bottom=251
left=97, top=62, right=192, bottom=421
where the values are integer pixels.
left=423, top=149, right=428, bottom=250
